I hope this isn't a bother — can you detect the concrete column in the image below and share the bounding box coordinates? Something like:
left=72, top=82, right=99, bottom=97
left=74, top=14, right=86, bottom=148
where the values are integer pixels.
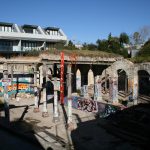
left=67, top=65, right=73, bottom=127
left=11, top=65, right=13, bottom=94
left=42, top=63, right=48, bottom=117
left=112, top=75, right=118, bottom=104
left=83, top=85, right=88, bottom=98
left=133, top=70, right=138, bottom=105
left=94, top=76, right=102, bottom=101
left=53, top=77, right=59, bottom=122
left=76, top=69, right=81, bottom=91
left=109, top=77, right=113, bottom=102
left=109, top=75, right=118, bottom=104
left=33, top=64, right=39, bottom=112
left=128, top=75, right=134, bottom=102
left=39, top=65, right=43, bottom=87
left=3, top=63, right=9, bottom=121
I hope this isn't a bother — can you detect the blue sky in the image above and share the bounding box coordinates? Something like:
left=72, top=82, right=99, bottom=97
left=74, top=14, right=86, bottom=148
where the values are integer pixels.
left=0, top=0, right=150, bottom=44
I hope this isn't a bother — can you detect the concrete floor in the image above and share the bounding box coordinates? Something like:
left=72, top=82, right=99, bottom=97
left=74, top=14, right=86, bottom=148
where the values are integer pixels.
left=0, top=96, right=149, bottom=150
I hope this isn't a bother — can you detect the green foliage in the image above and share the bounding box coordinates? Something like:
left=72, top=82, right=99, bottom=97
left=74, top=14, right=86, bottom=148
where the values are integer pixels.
left=96, top=35, right=128, bottom=58
left=119, top=32, right=129, bottom=46
left=64, top=40, right=78, bottom=50
left=133, top=32, right=141, bottom=44
left=97, top=39, right=109, bottom=51
left=108, top=32, right=112, bottom=42
left=87, top=43, right=97, bottom=50
left=139, top=40, right=150, bottom=56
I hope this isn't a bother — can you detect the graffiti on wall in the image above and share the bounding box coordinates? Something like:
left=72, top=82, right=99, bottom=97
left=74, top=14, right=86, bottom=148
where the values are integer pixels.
left=97, top=102, right=120, bottom=118
left=77, top=98, right=97, bottom=112
left=0, top=76, right=34, bottom=96
left=64, top=96, right=125, bottom=117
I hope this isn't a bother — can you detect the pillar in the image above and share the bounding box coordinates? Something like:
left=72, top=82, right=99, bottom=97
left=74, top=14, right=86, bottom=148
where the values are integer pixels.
left=76, top=69, right=81, bottom=91
left=109, top=75, right=118, bottom=104
left=39, top=65, right=43, bottom=87
left=128, top=74, right=134, bottom=102
left=33, top=64, right=39, bottom=112
left=42, top=63, right=48, bottom=117
left=3, top=63, right=9, bottom=121
left=133, top=70, right=138, bottom=105
left=67, top=64, right=73, bottom=127
left=83, top=85, right=88, bottom=98
left=11, top=65, right=13, bottom=94
left=94, top=76, right=102, bottom=101
left=53, top=77, right=59, bottom=122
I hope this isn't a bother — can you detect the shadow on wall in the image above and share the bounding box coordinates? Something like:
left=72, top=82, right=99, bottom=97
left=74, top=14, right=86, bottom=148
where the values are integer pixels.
left=71, top=103, right=150, bottom=150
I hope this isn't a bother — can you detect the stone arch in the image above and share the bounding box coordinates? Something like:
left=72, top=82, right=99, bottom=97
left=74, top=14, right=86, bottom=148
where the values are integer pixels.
left=110, top=59, right=134, bottom=77
left=76, top=69, right=81, bottom=90
left=88, top=69, right=94, bottom=86
left=101, top=59, right=134, bottom=78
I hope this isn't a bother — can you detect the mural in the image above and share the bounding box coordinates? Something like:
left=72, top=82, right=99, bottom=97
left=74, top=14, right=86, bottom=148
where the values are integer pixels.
left=0, top=76, right=34, bottom=96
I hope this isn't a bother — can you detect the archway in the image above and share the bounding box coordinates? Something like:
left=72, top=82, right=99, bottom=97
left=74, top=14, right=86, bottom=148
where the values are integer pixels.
left=138, top=70, right=150, bottom=96
left=117, top=69, right=128, bottom=93
left=76, top=69, right=81, bottom=90
left=88, top=69, right=94, bottom=86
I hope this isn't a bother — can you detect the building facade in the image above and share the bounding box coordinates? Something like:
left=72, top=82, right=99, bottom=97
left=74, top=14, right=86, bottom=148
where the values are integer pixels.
left=0, top=22, right=67, bottom=53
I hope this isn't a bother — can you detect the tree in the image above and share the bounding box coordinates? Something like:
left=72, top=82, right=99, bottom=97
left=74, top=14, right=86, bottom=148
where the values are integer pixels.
left=87, top=43, right=97, bottom=50
left=133, top=32, right=141, bottom=45
left=96, top=39, right=109, bottom=51
left=139, top=39, right=150, bottom=56
left=82, top=42, right=88, bottom=50
left=119, top=32, right=129, bottom=46
left=108, top=32, right=112, bottom=42
left=65, top=40, right=77, bottom=50
left=139, top=26, right=150, bottom=43
left=68, top=40, right=74, bottom=47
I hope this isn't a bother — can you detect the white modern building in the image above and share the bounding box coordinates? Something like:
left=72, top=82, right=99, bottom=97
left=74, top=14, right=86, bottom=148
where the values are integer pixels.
left=0, top=22, right=67, bottom=53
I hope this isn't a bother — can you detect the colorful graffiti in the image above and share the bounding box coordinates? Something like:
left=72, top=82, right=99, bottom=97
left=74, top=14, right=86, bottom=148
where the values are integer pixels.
left=64, top=96, right=125, bottom=117
left=77, top=98, right=97, bottom=112
left=64, top=96, right=97, bottom=112
left=96, top=102, right=120, bottom=118
left=0, top=76, right=34, bottom=96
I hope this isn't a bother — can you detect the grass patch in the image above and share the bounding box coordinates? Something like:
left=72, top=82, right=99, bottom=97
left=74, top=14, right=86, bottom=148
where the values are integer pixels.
left=41, top=49, right=121, bottom=58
